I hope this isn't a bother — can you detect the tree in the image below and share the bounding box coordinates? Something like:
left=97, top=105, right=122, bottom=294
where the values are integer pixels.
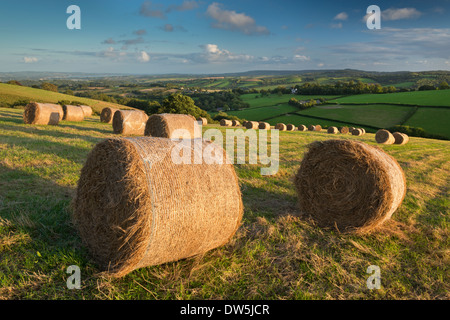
left=439, top=81, right=449, bottom=90
left=41, top=82, right=58, bottom=92
left=158, top=93, right=211, bottom=121
left=6, top=80, right=22, bottom=86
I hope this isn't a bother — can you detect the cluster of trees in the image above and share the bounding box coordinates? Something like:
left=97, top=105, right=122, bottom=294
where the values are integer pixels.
left=418, top=81, right=449, bottom=91
left=288, top=97, right=325, bottom=110
left=294, top=81, right=397, bottom=95
left=191, top=91, right=250, bottom=112
left=157, top=94, right=213, bottom=123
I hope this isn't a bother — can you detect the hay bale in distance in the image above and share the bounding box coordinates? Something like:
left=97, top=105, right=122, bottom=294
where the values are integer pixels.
left=100, top=107, right=119, bottom=123
left=220, top=119, right=232, bottom=127
left=79, top=105, right=93, bottom=117
left=286, top=124, right=295, bottom=131
left=327, top=126, right=339, bottom=134
left=259, top=122, right=270, bottom=130
left=197, top=117, right=208, bottom=126
left=393, top=132, right=409, bottom=145
left=145, top=113, right=201, bottom=139
left=232, top=120, right=241, bottom=127
left=63, top=105, right=85, bottom=122
left=315, top=125, right=322, bottom=132
left=293, top=139, right=406, bottom=233
left=113, top=110, right=148, bottom=136
left=23, top=102, right=63, bottom=125
left=308, top=124, right=316, bottom=131
left=375, top=129, right=395, bottom=144
left=73, top=137, right=243, bottom=277
left=298, top=125, right=307, bottom=131
left=339, top=126, right=349, bottom=134
left=275, top=123, right=287, bottom=131
left=352, top=128, right=363, bottom=136
left=245, top=121, right=259, bottom=129
left=349, top=127, right=355, bottom=133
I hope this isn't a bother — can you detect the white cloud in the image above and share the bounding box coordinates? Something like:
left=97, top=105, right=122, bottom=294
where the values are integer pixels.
left=206, top=2, right=270, bottom=35
left=293, top=55, right=310, bottom=61
left=139, top=1, right=166, bottom=19
left=199, top=44, right=253, bottom=63
left=167, top=0, right=199, bottom=12
left=382, top=8, right=422, bottom=21
left=334, top=12, right=348, bottom=21
left=138, top=51, right=151, bottom=63
left=23, top=57, right=38, bottom=63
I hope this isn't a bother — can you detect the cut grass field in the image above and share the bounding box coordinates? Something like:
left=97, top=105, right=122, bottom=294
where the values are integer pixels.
left=0, top=83, right=129, bottom=114
left=404, top=108, right=450, bottom=138
left=1, top=107, right=448, bottom=300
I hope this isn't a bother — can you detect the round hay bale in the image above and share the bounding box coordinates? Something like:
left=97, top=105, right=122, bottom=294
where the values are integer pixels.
left=315, top=125, right=322, bottom=132
left=352, top=128, right=363, bottom=136
left=308, top=124, right=316, bottom=131
left=393, top=132, right=409, bottom=145
left=327, top=126, right=339, bottom=134
left=275, top=123, right=287, bottom=131
left=232, top=120, right=241, bottom=126
left=286, top=124, right=296, bottom=131
left=293, top=139, right=406, bottom=233
left=360, top=128, right=366, bottom=135
left=197, top=117, right=207, bottom=126
left=79, top=105, right=93, bottom=117
left=72, top=137, right=243, bottom=277
left=339, top=126, right=349, bottom=134
left=100, top=107, right=119, bottom=124
left=259, top=122, right=270, bottom=130
left=298, top=125, right=307, bottom=131
left=220, top=119, right=232, bottom=127
left=375, top=129, right=395, bottom=144
left=145, top=113, right=201, bottom=139
left=23, top=102, right=63, bottom=125
left=349, top=127, right=355, bottom=133
left=245, top=121, right=259, bottom=129
left=113, top=110, right=148, bottom=136
left=63, top=105, right=85, bottom=122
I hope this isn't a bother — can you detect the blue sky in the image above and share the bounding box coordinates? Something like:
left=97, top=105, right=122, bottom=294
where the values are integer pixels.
left=0, top=0, right=449, bottom=74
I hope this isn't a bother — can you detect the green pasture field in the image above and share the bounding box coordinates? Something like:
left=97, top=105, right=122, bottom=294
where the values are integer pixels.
left=403, top=108, right=450, bottom=138
left=1, top=106, right=448, bottom=300
left=227, top=104, right=300, bottom=121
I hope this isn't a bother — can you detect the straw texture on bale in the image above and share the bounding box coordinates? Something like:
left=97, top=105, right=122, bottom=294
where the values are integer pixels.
left=113, top=110, right=148, bottom=136
left=245, top=121, right=259, bottom=129
left=393, top=132, right=409, bottom=145
left=100, top=107, right=119, bottom=123
left=220, top=119, right=232, bottom=127
left=197, top=117, right=207, bottom=126
left=23, top=102, right=63, bottom=125
left=72, top=136, right=243, bottom=277
left=298, top=125, right=307, bottom=131
left=352, top=128, right=363, bottom=136
left=327, top=126, right=339, bottom=134
left=79, top=105, right=93, bottom=117
left=286, top=124, right=295, bottom=131
left=275, top=123, right=287, bottom=131
left=375, top=129, right=395, bottom=144
left=63, top=105, right=85, bottom=122
left=294, top=139, right=406, bottom=233
left=145, top=113, right=201, bottom=139
left=259, top=122, right=270, bottom=130
left=339, top=126, right=349, bottom=134
left=232, top=120, right=241, bottom=126
left=315, top=125, right=322, bottom=132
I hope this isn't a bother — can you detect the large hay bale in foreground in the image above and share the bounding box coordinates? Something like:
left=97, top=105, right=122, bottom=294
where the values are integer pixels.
left=275, top=123, right=287, bottom=131
left=327, top=126, right=339, bottom=134
left=375, top=129, right=395, bottom=144
left=286, top=124, right=295, bottom=131
left=393, top=132, right=409, bottom=145
left=220, top=119, right=232, bottom=127
left=23, top=102, right=63, bottom=125
left=294, top=139, right=406, bottom=233
left=298, top=125, right=307, bottom=131
left=100, top=107, right=119, bottom=123
left=73, top=137, right=243, bottom=277
left=113, top=110, right=148, bottom=136
left=79, top=105, right=93, bottom=117
left=63, top=105, right=85, bottom=122
left=145, top=113, right=201, bottom=139
left=339, top=126, right=349, bottom=134
left=259, top=122, right=270, bottom=130
left=245, top=121, right=259, bottom=129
